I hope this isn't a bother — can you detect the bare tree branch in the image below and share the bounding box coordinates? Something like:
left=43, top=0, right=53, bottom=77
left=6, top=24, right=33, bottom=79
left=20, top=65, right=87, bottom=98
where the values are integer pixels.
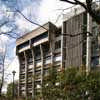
left=60, top=0, right=78, bottom=4
left=75, top=0, right=87, bottom=9
left=86, top=0, right=100, bottom=24
left=0, top=40, right=7, bottom=96
left=15, top=9, right=48, bottom=31
left=0, top=30, right=17, bottom=38
left=60, top=0, right=100, bottom=24
left=0, top=21, right=9, bottom=28
left=0, top=26, right=21, bottom=38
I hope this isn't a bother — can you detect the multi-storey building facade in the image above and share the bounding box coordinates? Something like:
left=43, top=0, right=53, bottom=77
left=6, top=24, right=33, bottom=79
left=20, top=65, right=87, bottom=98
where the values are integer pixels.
left=16, top=6, right=100, bottom=99
left=62, top=6, right=100, bottom=68
left=16, top=22, right=62, bottom=99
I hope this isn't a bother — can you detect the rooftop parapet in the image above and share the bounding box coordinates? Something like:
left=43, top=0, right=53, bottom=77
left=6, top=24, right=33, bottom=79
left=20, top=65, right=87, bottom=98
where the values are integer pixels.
left=16, top=22, right=57, bottom=46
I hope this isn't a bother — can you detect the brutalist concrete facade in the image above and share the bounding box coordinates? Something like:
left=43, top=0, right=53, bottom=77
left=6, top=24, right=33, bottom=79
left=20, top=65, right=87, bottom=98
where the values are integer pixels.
left=16, top=8, right=100, bottom=99
left=16, top=22, right=62, bottom=99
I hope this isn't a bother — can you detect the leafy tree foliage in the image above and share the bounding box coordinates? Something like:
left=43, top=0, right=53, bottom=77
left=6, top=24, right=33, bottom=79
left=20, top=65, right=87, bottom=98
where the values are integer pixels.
left=7, top=82, right=13, bottom=99
left=42, top=68, right=59, bottom=100
left=6, top=81, right=18, bottom=100
left=41, top=67, right=100, bottom=100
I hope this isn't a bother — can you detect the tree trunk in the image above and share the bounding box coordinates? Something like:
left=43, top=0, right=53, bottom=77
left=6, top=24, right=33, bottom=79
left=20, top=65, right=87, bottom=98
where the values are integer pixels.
left=0, top=63, right=5, bottom=97
left=0, top=87, right=2, bottom=96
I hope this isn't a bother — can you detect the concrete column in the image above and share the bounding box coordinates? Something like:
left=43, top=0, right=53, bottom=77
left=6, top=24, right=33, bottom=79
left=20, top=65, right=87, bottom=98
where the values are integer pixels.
left=50, top=39, right=54, bottom=67
left=24, top=51, right=28, bottom=99
left=40, top=44, right=44, bottom=100
left=17, top=54, right=21, bottom=97
left=31, top=47, right=35, bottom=100
left=40, top=44, right=44, bottom=86
left=51, top=52, right=54, bottom=66
left=86, top=13, right=92, bottom=74
left=61, top=21, right=65, bottom=69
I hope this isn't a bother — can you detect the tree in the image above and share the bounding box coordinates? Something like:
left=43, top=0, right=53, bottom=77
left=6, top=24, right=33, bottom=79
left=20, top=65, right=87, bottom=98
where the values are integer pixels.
left=6, top=81, right=18, bottom=100
left=0, top=20, right=20, bottom=39
left=0, top=39, right=13, bottom=96
left=60, top=0, right=100, bottom=24
left=59, top=67, right=100, bottom=100
left=42, top=67, right=100, bottom=100
left=0, top=39, right=7, bottom=96
left=42, top=68, right=60, bottom=100
left=6, top=83, right=13, bottom=99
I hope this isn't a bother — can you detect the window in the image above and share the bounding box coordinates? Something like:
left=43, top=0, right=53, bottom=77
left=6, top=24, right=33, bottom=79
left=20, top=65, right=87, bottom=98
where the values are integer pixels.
left=55, top=40, right=61, bottom=49
left=34, top=46, right=41, bottom=59
left=91, top=56, right=99, bottom=66
left=18, top=41, right=29, bottom=50
left=63, top=21, right=66, bottom=34
left=55, top=28, right=61, bottom=37
left=31, top=32, right=48, bottom=44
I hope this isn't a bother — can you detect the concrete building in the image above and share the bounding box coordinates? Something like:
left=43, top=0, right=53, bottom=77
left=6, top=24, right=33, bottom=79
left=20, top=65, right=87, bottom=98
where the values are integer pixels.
left=16, top=22, right=62, bottom=98
left=62, top=6, right=100, bottom=68
left=16, top=6, right=100, bottom=99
